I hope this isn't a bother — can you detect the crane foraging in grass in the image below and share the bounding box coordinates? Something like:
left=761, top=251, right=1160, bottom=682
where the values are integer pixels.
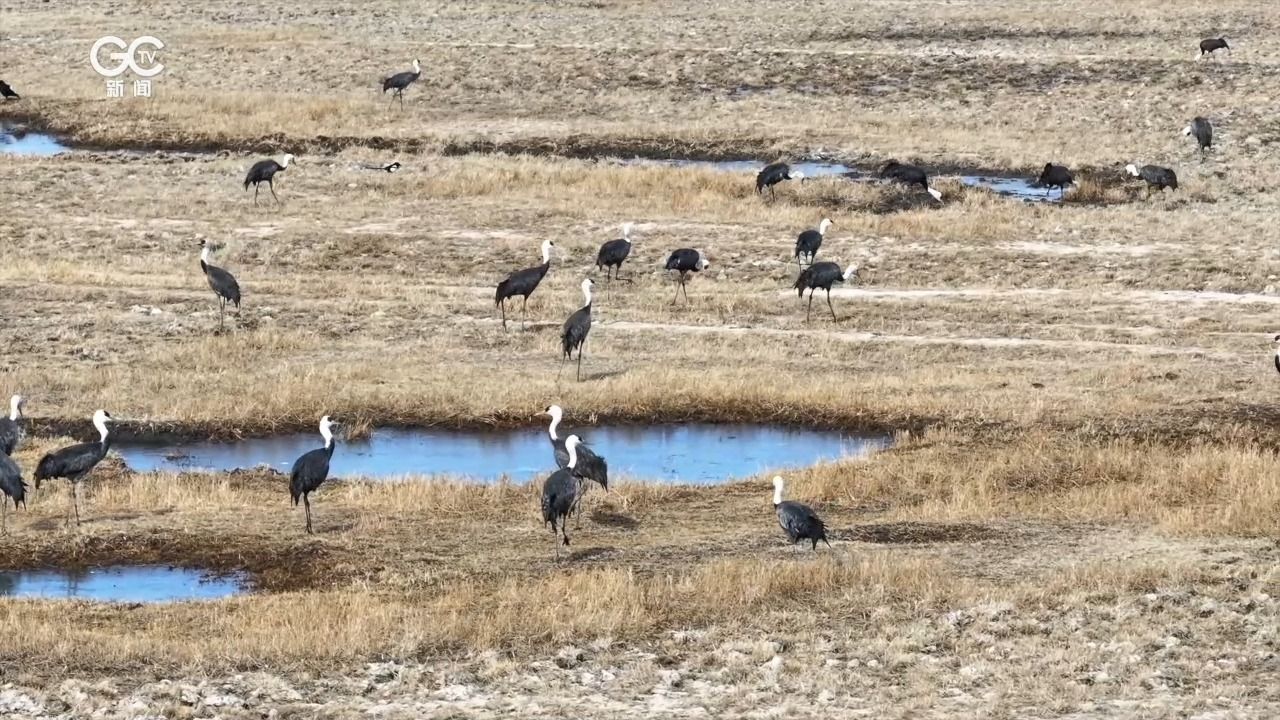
left=542, top=434, right=584, bottom=558
left=1184, top=117, right=1213, bottom=156
left=244, top=154, right=293, bottom=206
left=34, top=409, right=113, bottom=527
left=382, top=59, right=422, bottom=108
left=757, top=163, right=804, bottom=198
left=290, top=415, right=338, bottom=534
left=596, top=223, right=634, bottom=282
left=794, top=261, right=859, bottom=321
left=0, top=450, right=25, bottom=534
left=559, top=279, right=594, bottom=382
left=198, top=240, right=241, bottom=331
left=0, top=394, right=25, bottom=456
left=1037, top=164, right=1074, bottom=198
left=772, top=475, right=830, bottom=550
left=1126, top=164, right=1178, bottom=195
left=880, top=160, right=943, bottom=202
left=542, top=404, right=608, bottom=523
left=794, top=218, right=831, bottom=269
left=496, top=239, right=554, bottom=330
left=1199, top=37, right=1230, bottom=59
left=665, top=248, right=710, bottom=305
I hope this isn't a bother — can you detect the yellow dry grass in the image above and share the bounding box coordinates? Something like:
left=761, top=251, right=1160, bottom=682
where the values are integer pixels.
left=2, top=0, right=1280, bottom=714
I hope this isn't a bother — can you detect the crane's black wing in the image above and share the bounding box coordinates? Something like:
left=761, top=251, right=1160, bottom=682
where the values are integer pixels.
left=34, top=441, right=106, bottom=483
left=290, top=447, right=332, bottom=500
left=541, top=467, right=578, bottom=524
left=0, top=417, right=20, bottom=456
left=0, top=452, right=25, bottom=507
left=561, top=306, right=592, bottom=356
left=204, top=264, right=241, bottom=306
left=776, top=500, right=827, bottom=543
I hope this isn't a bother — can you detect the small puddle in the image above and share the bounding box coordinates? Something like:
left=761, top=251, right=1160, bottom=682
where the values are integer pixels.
left=960, top=175, right=1058, bottom=203
left=619, top=158, right=858, bottom=178
left=0, top=566, right=248, bottom=602
left=117, top=425, right=891, bottom=484
left=0, top=121, right=68, bottom=156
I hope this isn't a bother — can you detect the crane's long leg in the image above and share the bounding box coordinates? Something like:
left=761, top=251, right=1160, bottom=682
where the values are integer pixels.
left=72, top=482, right=81, bottom=527
left=827, top=288, right=837, bottom=321
left=521, top=296, right=528, bottom=330
left=398, top=89, right=405, bottom=109
left=219, top=298, right=225, bottom=330
left=557, top=352, right=568, bottom=381
left=499, top=298, right=507, bottom=330
left=576, top=343, right=584, bottom=381
left=806, top=289, right=814, bottom=321
left=253, top=184, right=260, bottom=206
left=671, top=275, right=681, bottom=305
left=269, top=180, right=280, bottom=206
left=681, top=275, right=690, bottom=304
left=303, top=494, right=313, bottom=534
left=551, top=519, right=561, bottom=559
left=2, top=501, right=7, bottom=535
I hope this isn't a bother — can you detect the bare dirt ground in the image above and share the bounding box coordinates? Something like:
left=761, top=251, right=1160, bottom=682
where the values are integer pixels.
left=3, top=0, right=1280, bottom=717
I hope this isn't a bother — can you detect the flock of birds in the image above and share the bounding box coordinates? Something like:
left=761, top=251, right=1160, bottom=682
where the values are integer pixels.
left=0, top=35, right=1243, bottom=552
left=0, top=398, right=828, bottom=555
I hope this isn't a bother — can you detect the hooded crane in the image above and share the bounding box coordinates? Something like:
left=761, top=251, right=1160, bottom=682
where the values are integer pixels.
left=244, top=154, right=293, bottom=206
left=794, top=218, right=832, bottom=269
left=34, top=409, right=113, bottom=526
left=794, top=262, right=859, bottom=321
left=198, top=240, right=241, bottom=331
left=496, top=239, right=554, bottom=330
left=756, top=163, right=805, bottom=198
left=0, top=451, right=24, bottom=534
left=1199, top=38, right=1230, bottom=59
left=1272, top=335, right=1279, bottom=375
left=290, top=415, right=338, bottom=534
left=559, top=279, right=594, bottom=382
left=0, top=394, right=25, bottom=456
left=880, top=160, right=943, bottom=202
left=665, top=248, right=710, bottom=305
left=0, top=80, right=18, bottom=100
left=542, top=405, right=609, bottom=522
left=1126, top=164, right=1178, bottom=195
left=542, top=434, right=584, bottom=557
left=596, top=223, right=634, bottom=282
left=772, top=475, right=830, bottom=550
left=1037, top=164, right=1074, bottom=198
left=1183, top=117, right=1213, bottom=156
left=382, top=59, right=422, bottom=108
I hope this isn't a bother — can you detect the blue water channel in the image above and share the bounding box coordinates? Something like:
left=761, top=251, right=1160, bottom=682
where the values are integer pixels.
left=116, top=424, right=892, bottom=484
left=0, top=566, right=248, bottom=602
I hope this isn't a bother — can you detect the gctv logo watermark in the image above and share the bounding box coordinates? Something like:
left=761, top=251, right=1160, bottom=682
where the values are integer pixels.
left=90, top=36, right=165, bottom=98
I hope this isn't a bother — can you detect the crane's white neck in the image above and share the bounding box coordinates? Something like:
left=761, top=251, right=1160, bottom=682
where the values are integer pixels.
left=566, top=439, right=578, bottom=469
left=772, top=477, right=784, bottom=505
left=93, top=412, right=109, bottom=443
left=818, top=218, right=831, bottom=235
left=200, top=244, right=212, bottom=264
left=8, top=395, right=20, bottom=421
left=581, top=280, right=592, bottom=307
left=281, top=154, right=293, bottom=169
left=320, top=420, right=334, bottom=449
left=843, top=265, right=859, bottom=281
left=622, top=223, right=633, bottom=241
left=547, top=408, right=562, bottom=440
left=541, top=241, right=552, bottom=264
left=412, top=59, right=421, bottom=74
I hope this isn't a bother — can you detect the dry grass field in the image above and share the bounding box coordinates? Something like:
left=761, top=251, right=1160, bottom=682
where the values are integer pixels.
left=3, top=0, right=1280, bottom=717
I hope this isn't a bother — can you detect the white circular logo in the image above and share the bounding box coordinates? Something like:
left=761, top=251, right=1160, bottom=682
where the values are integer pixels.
left=90, top=36, right=165, bottom=78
